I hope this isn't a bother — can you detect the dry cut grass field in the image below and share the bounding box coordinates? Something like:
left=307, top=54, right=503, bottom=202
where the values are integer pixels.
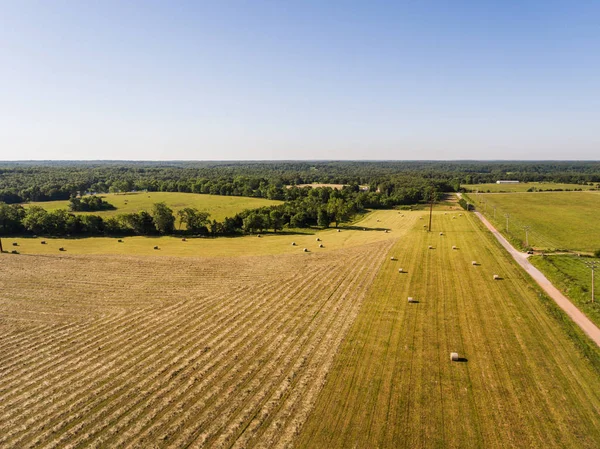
left=0, top=226, right=406, bottom=448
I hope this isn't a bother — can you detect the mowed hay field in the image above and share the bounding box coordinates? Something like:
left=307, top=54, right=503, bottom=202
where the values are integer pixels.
left=5, top=210, right=413, bottom=257
left=467, top=191, right=600, bottom=251
left=2, top=210, right=600, bottom=448
left=297, top=212, right=600, bottom=448
left=463, top=182, right=596, bottom=193
left=0, top=217, right=414, bottom=448
left=25, top=192, right=282, bottom=222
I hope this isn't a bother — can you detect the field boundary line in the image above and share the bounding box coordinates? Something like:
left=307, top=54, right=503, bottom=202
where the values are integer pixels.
left=474, top=211, right=600, bottom=347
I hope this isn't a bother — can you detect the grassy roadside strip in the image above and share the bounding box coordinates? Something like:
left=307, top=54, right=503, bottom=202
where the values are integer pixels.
left=529, top=255, right=600, bottom=338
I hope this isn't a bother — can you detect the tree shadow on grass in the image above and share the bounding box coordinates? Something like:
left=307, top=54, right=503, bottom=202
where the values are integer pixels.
left=342, top=225, right=390, bottom=232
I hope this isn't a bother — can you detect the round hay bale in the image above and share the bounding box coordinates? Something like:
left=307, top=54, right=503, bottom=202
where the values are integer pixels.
left=182, top=238, right=187, bottom=242
left=118, top=239, right=123, bottom=243
left=398, top=268, right=404, bottom=273
left=59, top=247, right=65, bottom=251
left=337, top=229, right=341, bottom=232
left=428, top=245, right=433, bottom=249
left=452, top=245, right=457, bottom=250
left=439, top=232, right=443, bottom=236
left=257, top=234, right=261, bottom=238
left=319, top=244, right=324, bottom=248
left=472, top=261, right=477, bottom=265
left=450, top=352, right=459, bottom=361
left=303, top=248, right=308, bottom=252
left=153, top=246, right=159, bottom=250
left=12, top=242, right=18, bottom=246
left=385, top=230, right=389, bottom=233
left=316, top=238, right=321, bottom=241
left=408, top=297, right=416, bottom=303
left=291, top=242, right=296, bottom=246
left=390, top=256, right=396, bottom=260
left=41, top=241, right=46, bottom=244
left=493, top=274, right=500, bottom=280
left=11, top=250, right=19, bottom=254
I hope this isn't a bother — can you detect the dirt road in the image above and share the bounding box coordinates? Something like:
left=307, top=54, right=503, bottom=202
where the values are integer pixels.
left=475, top=211, right=600, bottom=347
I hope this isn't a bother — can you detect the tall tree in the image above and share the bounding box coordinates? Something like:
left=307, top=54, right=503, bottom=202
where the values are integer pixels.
left=269, top=210, right=283, bottom=232
left=152, top=202, right=175, bottom=234
left=243, top=213, right=265, bottom=233
left=22, top=206, right=51, bottom=235
left=327, top=197, right=351, bottom=227
left=177, top=207, right=210, bottom=233
left=317, top=209, right=330, bottom=228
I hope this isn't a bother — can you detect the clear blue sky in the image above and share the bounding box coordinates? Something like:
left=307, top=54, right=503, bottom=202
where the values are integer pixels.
left=1, top=1, right=599, bottom=160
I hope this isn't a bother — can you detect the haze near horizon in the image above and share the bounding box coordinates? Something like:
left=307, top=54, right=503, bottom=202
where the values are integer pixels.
left=1, top=1, right=599, bottom=161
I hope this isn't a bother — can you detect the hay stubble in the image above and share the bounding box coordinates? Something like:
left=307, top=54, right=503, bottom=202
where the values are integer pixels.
left=0, top=237, right=396, bottom=448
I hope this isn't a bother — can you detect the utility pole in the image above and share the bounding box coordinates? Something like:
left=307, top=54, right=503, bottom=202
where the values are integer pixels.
left=523, top=226, right=530, bottom=247
left=584, top=261, right=597, bottom=303
left=505, top=213, right=510, bottom=233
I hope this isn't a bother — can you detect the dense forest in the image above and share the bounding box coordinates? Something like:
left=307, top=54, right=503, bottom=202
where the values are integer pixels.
left=1, top=160, right=599, bottom=204
left=1, top=160, right=599, bottom=238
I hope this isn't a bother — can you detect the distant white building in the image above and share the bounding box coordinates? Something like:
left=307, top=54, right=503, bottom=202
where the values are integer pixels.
left=496, top=180, right=520, bottom=184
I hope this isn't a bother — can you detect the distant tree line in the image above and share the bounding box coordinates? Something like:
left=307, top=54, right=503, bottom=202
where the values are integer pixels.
left=1, top=160, right=599, bottom=205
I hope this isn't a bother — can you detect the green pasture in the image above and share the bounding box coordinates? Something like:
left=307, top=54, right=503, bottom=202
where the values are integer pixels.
left=466, top=191, right=600, bottom=252
left=24, top=192, right=282, bottom=222
left=463, top=182, right=597, bottom=193
left=298, top=211, right=600, bottom=448
left=530, top=255, right=600, bottom=328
